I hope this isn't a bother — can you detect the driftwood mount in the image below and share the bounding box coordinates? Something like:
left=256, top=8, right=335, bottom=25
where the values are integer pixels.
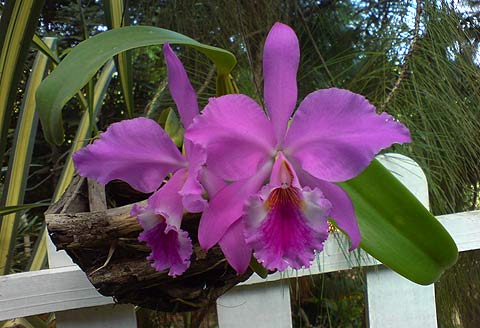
left=45, top=176, right=252, bottom=312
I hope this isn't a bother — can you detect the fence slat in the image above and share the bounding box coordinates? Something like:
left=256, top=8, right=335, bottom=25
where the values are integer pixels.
left=56, top=305, right=136, bottom=328
left=217, top=281, right=292, bottom=328
left=367, top=267, right=437, bottom=327
left=366, top=153, right=437, bottom=328
left=0, top=266, right=112, bottom=320
left=438, top=210, right=480, bottom=252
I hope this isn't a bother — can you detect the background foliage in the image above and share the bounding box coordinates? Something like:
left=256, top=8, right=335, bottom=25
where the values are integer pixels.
left=1, top=0, right=480, bottom=327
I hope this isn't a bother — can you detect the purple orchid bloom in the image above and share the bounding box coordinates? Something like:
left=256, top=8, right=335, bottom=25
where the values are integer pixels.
left=185, top=23, right=411, bottom=272
left=73, top=44, right=206, bottom=277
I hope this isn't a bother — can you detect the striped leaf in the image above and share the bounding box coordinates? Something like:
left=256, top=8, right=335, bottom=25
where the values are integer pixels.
left=0, top=0, right=45, bottom=166
left=0, top=37, right=56, bottom=275
left=0, top=204, right=49, bottom=216
left=104, top=0, right=134, bottom=118
left=32, top=35, right=60, bottom=65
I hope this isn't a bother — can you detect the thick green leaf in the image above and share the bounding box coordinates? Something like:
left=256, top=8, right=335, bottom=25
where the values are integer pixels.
left=32, top=34, right=96, bottom=122
left=36, top=26, right=237, bottom=145
left=104, top=0, right=134, bottom=118
left=0, top=0, right=45, bottom=166
left=0, top=37, right=56, bottom=275
left=28, top=60, right=117, bottom=272
left=340, top=159, right=458, bottom=285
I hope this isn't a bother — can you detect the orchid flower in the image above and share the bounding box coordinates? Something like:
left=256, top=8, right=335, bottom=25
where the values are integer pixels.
left=73, top=44, right=206, bottom=277
left=185, top=23, right=411, bottom=272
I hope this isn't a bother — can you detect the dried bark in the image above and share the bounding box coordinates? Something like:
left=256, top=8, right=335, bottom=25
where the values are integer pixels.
left=46, top=176, right=252, bottom=312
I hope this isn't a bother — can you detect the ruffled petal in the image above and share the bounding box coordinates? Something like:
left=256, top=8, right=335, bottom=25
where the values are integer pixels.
left=263, top=22, right=300, bottom=142
left=297, top=169, right=361, bottom=249
left=198, top=161, right=272, bottom=250
left=244, top=184, right=331, bottom=271
left=132, top=171, right=192, bottom=276
left=73, top=117, right=186, bottom=193
left=185, top=94, right=275, bottom=181
left=285, top=88, right=411, bottom=182
left=137, top=218, right=192, bottom=277
left=181, top=140, right=207, bottom=213
left=219, top=219, right=252, bottom=274
left=163, top=43, right=199, bottom=128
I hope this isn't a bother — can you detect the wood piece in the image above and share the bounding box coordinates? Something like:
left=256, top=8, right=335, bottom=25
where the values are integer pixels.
left=46, top=204, right=141, bottom=250
left=87, top=178, right=107, bottom=211
left=45, top=177, right=253, bottom=312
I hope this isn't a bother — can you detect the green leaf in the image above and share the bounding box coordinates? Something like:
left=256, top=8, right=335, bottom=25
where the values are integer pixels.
left=104, top=0, right=134, bottom=118
left=32, top=34, right=95, bottom=123
left=36, top=26, right=237, bottom=145
left=340, top=159, right=458, bottom=285
left=0, top=0, right=46, bottom=166
left=0, top=37, right=56, bottom=275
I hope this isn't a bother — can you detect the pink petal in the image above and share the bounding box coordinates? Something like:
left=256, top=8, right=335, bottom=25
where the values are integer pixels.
left=73, top=117, right=186, bottom=193
left=131, top=204, right=160, bottom=231
left=201, top=167, right=226, bottom=197
left=263, top=22, right=300, bottom=142
left=297, top=169, right=361, bottom=249
left=219, top=219, right=252, bottom=274
left=135, top=169, right=186, bottom=230
left=180, top=141, right=207, bottom=213
left=285, top=88, right=411, bottom=182
left=132, top=171, right=192, bottom=277
left=198, top=161, right=272, bottom=250
left=185, top=94, right=275, bottom=181
left=163, top=43, right=199, bottom=128
left=244, top=184, right=331, bottom=271
left=138, top=219, right=192, bottom=277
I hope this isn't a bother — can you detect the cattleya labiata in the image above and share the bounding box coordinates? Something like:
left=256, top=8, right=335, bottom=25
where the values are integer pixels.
left=73, top=23, right=410, bottom=277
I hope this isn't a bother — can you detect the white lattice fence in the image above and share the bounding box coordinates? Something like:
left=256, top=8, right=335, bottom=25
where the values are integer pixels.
left=1, top=154, right=479, bottom=328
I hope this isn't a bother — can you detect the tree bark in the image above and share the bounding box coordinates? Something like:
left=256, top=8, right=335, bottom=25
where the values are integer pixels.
left=45, top=176, right=252, bottom=312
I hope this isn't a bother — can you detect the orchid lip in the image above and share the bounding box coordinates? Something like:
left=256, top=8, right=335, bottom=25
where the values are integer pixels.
left=245, top=182, right=331, bottom=271
left=243, top=153, right=332, bottom=271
